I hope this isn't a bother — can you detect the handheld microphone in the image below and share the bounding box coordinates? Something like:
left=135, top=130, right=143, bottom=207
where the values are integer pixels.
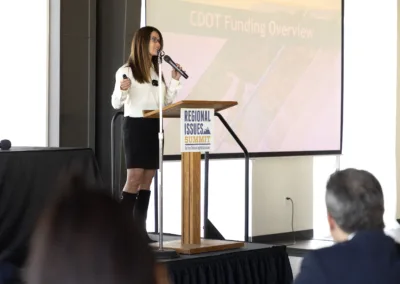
left=0, top=139, right=11, bottom=150
left=122, top=74, right=128, bottom=79
left=163, top=55, right=189, bottom=79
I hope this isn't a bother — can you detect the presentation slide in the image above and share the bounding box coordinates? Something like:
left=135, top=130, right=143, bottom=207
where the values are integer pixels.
left=146, top=0, right=342, bottom=156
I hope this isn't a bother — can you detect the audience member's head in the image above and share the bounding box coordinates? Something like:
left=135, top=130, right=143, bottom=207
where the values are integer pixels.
left=25, top=174, right=158, bottom=284
left=325, top=168, right=385, bottom=242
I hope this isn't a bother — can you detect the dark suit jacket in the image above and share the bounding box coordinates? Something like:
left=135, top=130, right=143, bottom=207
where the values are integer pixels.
left=294, top=230, right=400, bottom=284
left=0, top=261, right=19, bottom=284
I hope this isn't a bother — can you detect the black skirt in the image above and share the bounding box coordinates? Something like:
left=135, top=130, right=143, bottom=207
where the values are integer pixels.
left=123, top=117, right=160, bottom=169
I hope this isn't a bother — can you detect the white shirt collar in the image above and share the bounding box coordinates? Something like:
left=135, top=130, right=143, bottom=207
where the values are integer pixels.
left=348, top=232, right=356, bottom=240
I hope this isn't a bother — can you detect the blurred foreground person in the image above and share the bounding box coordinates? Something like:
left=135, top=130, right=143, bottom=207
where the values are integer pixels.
left=25, top=175, right=167, bottom=284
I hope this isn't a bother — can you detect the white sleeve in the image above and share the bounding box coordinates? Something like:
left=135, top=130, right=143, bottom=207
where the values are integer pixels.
left=111, top=68, right=129, bottom=109
left=164, top=78, right=182, bottom=106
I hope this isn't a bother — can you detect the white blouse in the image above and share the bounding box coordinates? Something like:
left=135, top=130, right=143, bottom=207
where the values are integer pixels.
left=111, top=64, right=181, bottom=117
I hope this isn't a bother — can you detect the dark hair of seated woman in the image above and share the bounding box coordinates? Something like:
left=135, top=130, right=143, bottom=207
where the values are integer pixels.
left=25, top=175, right=158, bottom=284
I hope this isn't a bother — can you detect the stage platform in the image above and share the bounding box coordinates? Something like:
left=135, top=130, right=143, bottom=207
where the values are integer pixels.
left=149, top=234, right=293, bottom=284
left=282, top=227, right=400, bottom=257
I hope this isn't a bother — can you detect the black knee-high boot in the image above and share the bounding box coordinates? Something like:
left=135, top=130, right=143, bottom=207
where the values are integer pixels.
left=120, top=191, right=137, bottom=215
left=133, top=190, right=156, bottom=243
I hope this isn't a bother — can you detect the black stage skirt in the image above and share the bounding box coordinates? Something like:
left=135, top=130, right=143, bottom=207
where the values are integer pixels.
left=123, top=117, right=160, bottom=169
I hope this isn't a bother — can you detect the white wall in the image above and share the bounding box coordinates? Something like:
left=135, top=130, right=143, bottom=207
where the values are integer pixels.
left=312, top=156, right=338, bottom=236
left=397, top=1, right=400, bottom=221
left=153, top=156, right=313, bottom=239
left=0, top=1, right=49, bottom=147
left=252, top=157, right=313, bottom=236
left=339, top=0, right=398, bottom=229
left=147, top=159, right=252, bottom=241
left=313, top=0, right=399, bottom=236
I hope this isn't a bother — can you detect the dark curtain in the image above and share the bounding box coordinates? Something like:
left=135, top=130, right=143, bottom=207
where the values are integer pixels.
left=0, top=148, right=104, bottom=268
left=167, top=246, right=293, bottom=284
left=96, top=0, right=142, bottom=193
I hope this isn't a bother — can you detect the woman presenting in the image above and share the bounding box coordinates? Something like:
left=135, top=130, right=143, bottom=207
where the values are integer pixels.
left=111, top=26, right=182, bottom=242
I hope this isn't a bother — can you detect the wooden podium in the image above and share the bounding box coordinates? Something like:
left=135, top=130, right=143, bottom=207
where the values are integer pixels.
left=143, top=100, right=245, bottom=254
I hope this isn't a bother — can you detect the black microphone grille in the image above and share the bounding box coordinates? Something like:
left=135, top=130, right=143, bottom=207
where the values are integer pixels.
left=163, top=55, right=171, bottom=62
left=0, top=139, right=11, bottom=150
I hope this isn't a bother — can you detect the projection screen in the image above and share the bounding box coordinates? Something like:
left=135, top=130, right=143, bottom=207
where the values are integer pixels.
left=146, top=0, right=343, bottom=157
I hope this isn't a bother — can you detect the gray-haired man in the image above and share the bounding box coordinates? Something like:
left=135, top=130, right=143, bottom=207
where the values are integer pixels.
left=295, top=168, right=400, bottom=284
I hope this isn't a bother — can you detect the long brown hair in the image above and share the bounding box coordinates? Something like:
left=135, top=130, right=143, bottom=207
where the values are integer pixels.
left=128, top=26, right=164, bottom=84
left=25, top=174, right=157, bottom=284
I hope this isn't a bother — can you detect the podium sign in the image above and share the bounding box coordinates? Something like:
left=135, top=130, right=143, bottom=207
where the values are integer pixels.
left=180, top=108, right=214, bottom=152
